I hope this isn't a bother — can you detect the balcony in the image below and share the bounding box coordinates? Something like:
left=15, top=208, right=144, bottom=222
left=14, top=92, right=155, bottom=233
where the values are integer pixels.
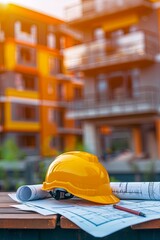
left=65, top=0, right=152, bottom=26
left=64, top=31, right=159, bottom=72
left=57, top=127, right=82, bottom=135
left=66, top=87, right=160, bottom=120
left=14, top=21, right=37, bottom=45
left=56, top=73, right=84, bottom=85
left=56, top=24, right=83, bottom=42
left=14, top=73, right=38, bottom=92
left=11, top=102, right=40, bottom=123
left=15, top=32, right=37, bottom=45
left=16, top=45, right=37, bottom=68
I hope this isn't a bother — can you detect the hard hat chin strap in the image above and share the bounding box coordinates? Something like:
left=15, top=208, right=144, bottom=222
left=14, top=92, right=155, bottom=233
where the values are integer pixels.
left=49, top=189, right=74, bottom=200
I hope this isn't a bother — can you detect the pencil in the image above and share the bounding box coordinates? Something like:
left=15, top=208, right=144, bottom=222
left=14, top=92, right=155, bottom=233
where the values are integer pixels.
left=113, top=204, right=146, bottom=217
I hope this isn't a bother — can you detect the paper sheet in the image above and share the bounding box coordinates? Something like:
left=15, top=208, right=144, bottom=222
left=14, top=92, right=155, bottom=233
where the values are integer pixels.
left=9, top=182, right=160, bottom=237
left=110, top=182, right=160, bottom=200
left=9, top=193, right=160, bottom=238
left=16, top=184, right=50, bottom=201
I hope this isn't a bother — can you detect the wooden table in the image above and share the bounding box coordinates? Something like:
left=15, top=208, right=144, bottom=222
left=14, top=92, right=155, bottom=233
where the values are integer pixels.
left=1, top=192, right=160, bottom=240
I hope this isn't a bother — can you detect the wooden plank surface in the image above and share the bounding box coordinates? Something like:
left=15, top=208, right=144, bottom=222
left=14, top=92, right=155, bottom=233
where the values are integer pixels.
left=132, top=219, right=160, bottom=230
left=60, top=216, right=79, bottom=229
left=0, top=192, right=57, bottom=229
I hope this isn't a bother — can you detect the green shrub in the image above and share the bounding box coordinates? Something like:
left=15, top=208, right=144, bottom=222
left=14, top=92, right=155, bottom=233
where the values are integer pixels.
left=0, top=138, right=25, bottom=161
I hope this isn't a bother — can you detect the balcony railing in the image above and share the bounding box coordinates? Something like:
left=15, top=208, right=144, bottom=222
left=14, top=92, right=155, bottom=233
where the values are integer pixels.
left=15, top=32, right=37, bottom=44
left=14, top=22, right=37, bottom=44
left=65, top=0, right=152, bottom=21
left=57, top=127, right=82, bottom=135
left=64, top=31, right=159, bottom=71
left=57, top=24, right=83, bottom=42
left=67, top=87, right=160, bottom=119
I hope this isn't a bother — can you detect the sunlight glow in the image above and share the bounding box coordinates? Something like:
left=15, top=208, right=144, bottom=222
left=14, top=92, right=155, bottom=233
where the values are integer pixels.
left=0, top=0, right=10, bottom=4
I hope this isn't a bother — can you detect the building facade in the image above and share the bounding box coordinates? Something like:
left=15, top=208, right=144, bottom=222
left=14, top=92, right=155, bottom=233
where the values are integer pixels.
left=64, top=0, right=160, bottom=159
left=0, top=4, right=83, bottom=157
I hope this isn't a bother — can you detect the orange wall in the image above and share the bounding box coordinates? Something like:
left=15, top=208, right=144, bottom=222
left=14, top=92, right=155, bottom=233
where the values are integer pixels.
left=132, top=127, right=142, bottom=156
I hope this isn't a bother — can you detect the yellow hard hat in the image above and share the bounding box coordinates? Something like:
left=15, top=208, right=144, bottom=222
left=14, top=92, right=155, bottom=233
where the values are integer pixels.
left=42, top=151, right=119, bottom=204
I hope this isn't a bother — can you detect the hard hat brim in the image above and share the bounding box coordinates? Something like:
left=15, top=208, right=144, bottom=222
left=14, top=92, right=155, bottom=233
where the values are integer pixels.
left=42, top=180, right=119, bottom=204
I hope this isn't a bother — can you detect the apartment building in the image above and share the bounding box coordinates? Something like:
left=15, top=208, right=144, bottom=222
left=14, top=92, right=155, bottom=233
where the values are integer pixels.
left=64, top=0, right=160, bottom=159
left=0, top=4, right=83, bottom=157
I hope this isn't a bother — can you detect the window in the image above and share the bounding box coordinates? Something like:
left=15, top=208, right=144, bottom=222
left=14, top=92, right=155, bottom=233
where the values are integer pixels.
left=108, top=75, right=124, bottom=100
left=60, top=36, right=66, bottom=50
left=49, top=57, right=60, bottom=75
left=18, top=135, right=36, bottom=149
left=16, top=45, right=36, bottom=66
left=51, top=135, right=64, bottom=152
left=57, top=83, right=65, bottom=101
left=52, top=109, right=64, bottom=127
left=0, top=22, right=5, bottom=42
left=74, top=87, right=82, bottom=100
left=22, top=106, right=35, bottom=120
left=20, top=48, right=31, bottom=62
left=47, top=33, right=56, bottom=49
left=15, top=74, right=24, bottom=90
left=97, top=74, right=108, bottom=92
left=131, top=69, right=140, bottom=97
left=74, top=119, right=82, bottom=128
left=23, top=75, right=37, bottom=90
left=48, top=108, right=54, bottom=122
left=12, top=104, right=38, bottom=121
left=47, top=82, right=54, bottom=94
left=15, top=73, right=37, bottom=91
left=96, top=74, right=108, bottom=101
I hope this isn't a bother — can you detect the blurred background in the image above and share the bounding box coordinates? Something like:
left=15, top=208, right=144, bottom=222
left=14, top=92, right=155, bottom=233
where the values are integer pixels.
left=0, top=0, right=160, bottom=191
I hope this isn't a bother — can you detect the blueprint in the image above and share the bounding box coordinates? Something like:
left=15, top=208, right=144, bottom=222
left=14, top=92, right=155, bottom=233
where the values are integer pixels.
left=10, top=193, right=160, bottom=238
left=16, top=184, right=50, bottom=201
left=111, top=182, right=160, bottom=200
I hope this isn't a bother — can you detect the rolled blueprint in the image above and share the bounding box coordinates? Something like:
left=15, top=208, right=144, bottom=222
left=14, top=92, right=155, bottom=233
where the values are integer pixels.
left=16, top=184, right=50, bottom=201
left=16, top=182, right=160, bottom=202
left=110, top=182, right=160, bottom=200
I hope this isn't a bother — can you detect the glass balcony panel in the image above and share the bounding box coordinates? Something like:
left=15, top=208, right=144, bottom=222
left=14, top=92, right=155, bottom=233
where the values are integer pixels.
left=65, top=0, right=151, bottom=21
left=64, top=44, right=87, bottom=69
left=64, top=31, right=158, bottom=70
left=11, top=103, right=39, bottom=122
left=67, top=86, right=159, bottom=119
